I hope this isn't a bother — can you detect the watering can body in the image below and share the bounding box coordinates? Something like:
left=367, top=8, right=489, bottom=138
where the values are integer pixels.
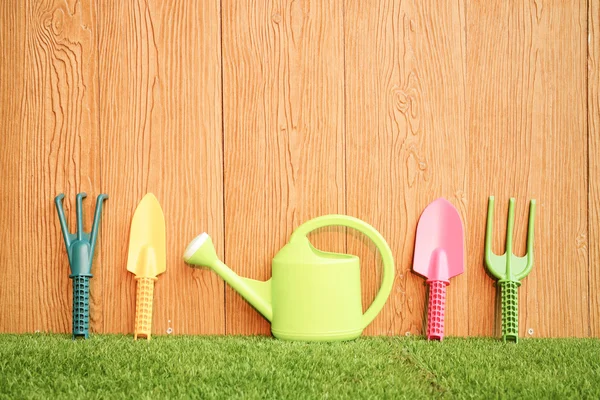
left=270, top=237, right=364, bottom=341
left=184, top=215, right=395, bottom=342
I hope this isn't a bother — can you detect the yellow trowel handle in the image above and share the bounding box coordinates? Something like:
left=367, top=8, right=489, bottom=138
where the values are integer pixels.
left=134, top=276, right=157, bottom=340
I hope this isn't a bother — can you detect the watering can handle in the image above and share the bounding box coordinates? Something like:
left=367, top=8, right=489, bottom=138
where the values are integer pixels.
left=290, top=214, right=395, bottom=330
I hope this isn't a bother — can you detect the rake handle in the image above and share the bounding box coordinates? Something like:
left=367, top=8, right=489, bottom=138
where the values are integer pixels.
left=134, top=277, right=157, bottom=340
left=499, top=280, right=520, bottom=342
left=72, top=276, right=91, bottom=339
left=426, top=280, right=447, bottom=340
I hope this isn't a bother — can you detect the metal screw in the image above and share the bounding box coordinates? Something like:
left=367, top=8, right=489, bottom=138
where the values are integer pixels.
left=527, top=328, right=534, bottom=335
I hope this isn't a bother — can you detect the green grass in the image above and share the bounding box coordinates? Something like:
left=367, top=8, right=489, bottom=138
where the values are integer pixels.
left=0, top=335, right=599, bottom=399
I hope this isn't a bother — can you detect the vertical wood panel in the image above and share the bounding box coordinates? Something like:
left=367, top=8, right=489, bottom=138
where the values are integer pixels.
left=467, top=1, right=589, bottom=337
left=0, top=0, right=26, bottom=332
left=97, top=0, right=224, bottom=335
left=222, top=0, right=346, bottom=334
left=0, top=0, right=99, bottom=333
left=344, top=0, right=467, bottom=336
left=589, top=0, right=600, bottom=337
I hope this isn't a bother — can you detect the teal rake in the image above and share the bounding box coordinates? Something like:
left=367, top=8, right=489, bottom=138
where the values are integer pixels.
left=55, top=193, right=108, bottom=339
left=484, top=196, right=536, bottom=343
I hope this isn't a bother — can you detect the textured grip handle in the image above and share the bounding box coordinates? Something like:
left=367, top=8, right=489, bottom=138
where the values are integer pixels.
left=499, top=280, right=520, bottom=342
left=134, top=277, right=157, bottom=340
left=427, top=280, right=447, bottom=340
left=72, top=276, right=90, bottom=339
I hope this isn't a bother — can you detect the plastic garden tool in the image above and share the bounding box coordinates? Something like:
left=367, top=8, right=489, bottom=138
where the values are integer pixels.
left=183, top=215, right=395, bottom=342
left=127, top=193, right=166, bottom=340
left=55, top=192, right=108, bottom=339
left=485, top=196, right=536, bottom=343
left=412, top=198, right=464, bottom=340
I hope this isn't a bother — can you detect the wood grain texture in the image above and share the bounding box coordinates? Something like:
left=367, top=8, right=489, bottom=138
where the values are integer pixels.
left=221, top=0, right=346, bottom=334
left=344, top=0, right=467, bottom=336
left=590, top=0, right=600, bottom=337
left=97, top=0, right=224, bottom=335
left=1, top=1, right=598, bottom=338
left=0, top=0, right=99, bottom=333
left=467, top=0, right=589, bottom=337
left=0, top=0, right=26, bottom=333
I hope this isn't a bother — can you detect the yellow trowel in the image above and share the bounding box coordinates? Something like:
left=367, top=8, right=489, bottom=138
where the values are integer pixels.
left=127, top=193, right=166, bottom=340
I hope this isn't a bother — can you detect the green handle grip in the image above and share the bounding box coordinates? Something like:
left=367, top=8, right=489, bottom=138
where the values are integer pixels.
left=499, top=280, right=520, bottom=342
left=72, top=276, right=90, bottom=339
left=290, top=214, right=395, bottom=330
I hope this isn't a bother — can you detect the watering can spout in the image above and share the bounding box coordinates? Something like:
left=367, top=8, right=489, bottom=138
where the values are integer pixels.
left=183, top=233, right=272, bottom=321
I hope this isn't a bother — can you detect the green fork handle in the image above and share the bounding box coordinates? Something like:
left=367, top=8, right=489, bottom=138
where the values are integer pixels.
left=499, top=280, right=520, bottom=343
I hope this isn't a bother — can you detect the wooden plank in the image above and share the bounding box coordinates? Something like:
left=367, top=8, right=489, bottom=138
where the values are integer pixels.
left=97, top=0, right=224, bottom=335
left=222, top=0, right=346, bottom=334
left=0, top=0, right=26, bottom=332
left=590, top=0, right=600, bottom=337
left=0, top=0, right=99, bottom=333
left=467, top=1, right=588, bottom=337
left=344, top=0, right=467, bottom=336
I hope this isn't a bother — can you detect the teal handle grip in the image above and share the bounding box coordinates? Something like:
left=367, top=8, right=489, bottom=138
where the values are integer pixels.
left=499, top=280, right=520, bottom=342
left=290, top=214, right=395, bottom=330
left=72, top=276, right=90, bottom=339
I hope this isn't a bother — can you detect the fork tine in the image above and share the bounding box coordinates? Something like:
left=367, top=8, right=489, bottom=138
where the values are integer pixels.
left=505, top=198, right=516, bottom=258
left=517, top=199, right=537, bottom=280
left=526, top=200, right=536, bottom=256
left=485, top=196, right=496, bottom=263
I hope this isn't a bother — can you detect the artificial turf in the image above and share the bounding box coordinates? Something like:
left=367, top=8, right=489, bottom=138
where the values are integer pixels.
left=0, top=334, right=598, bottom=399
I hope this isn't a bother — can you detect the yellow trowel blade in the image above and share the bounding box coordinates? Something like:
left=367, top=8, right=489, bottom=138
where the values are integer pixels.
left=127, top=193, right=166, bottom=278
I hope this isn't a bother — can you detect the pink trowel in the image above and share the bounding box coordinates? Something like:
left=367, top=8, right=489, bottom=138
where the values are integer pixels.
left=412, top=198, right=464, bottom=340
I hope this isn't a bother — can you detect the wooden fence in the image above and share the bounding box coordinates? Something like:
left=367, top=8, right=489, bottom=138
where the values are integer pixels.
left=0, top=0, right=598, bottom=338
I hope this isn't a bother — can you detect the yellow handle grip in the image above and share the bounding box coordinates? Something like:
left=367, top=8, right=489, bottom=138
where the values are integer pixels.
left=134, top=277, right=157, bottom=340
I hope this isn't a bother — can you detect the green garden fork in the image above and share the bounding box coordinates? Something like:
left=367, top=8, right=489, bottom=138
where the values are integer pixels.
left=485, top=196, right=536, bottom=343
left=55, top=192, right=108, bottom=339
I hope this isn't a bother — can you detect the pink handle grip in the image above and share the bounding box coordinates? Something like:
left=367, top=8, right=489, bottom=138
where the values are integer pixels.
left=427, top=280, right=448, bottom=340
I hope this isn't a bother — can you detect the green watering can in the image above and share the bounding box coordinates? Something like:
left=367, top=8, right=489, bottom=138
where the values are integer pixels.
left=183, top=215, right=395, bottom=341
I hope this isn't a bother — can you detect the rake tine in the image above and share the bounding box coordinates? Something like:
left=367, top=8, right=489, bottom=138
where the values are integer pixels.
left=76, top=193, right=87, bottom=240
left=54, top=193, right=71, bottom=249
left=89, top=194, right=108, bottom=259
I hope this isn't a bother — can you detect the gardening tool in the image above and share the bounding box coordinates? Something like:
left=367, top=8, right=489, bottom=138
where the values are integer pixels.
left=183, top=215, right=395, bottom=342
left=412, top=198, right=464, bottom=340
left=127, top=193, right=166, bottom=340
left=55, top=192, right=108, bottom=339
left=485, top=196, right=536, bottom=343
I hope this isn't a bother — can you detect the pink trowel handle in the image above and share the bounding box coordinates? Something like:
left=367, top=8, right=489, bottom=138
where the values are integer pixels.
left=426, top=280, right=448, bottom=340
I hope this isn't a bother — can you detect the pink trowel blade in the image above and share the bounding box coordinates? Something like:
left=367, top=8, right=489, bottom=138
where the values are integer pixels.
left=413, top=198, right=465, bottom=340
